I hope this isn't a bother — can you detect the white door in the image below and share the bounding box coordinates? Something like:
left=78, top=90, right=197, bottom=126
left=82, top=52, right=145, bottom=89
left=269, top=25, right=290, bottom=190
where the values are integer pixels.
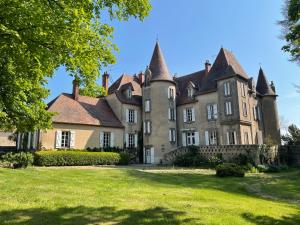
left=145, top=148, right=152, bottom=164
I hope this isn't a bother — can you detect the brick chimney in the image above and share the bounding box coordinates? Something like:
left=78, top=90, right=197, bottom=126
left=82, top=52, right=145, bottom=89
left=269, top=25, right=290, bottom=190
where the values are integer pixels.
left=205, top=60, right=211, bottom=76
left=102, top=71, right=109, bottom=94
left=138, top=71, right=144, bottom=84
left=72, top=79, right=79, bottom=101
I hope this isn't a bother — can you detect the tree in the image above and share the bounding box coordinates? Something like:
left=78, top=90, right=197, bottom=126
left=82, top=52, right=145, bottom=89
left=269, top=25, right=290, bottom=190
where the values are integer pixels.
left=281, top=124, right=300, bottom=145
left=279, top=0, right=300, bottom=63
left=0, top=0, right=151, bottom=132
left=79, top=83, right=107, bottom=98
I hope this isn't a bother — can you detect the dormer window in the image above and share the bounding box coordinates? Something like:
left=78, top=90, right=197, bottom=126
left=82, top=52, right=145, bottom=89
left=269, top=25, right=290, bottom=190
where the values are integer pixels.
left=127, top=88, right=132, bottom=99
left=187, top=87, right=194, bottom=98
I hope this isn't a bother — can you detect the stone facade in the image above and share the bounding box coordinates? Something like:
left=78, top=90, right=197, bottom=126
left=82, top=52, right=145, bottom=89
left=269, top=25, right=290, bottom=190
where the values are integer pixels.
left=17, top=42, right=280, bottom=165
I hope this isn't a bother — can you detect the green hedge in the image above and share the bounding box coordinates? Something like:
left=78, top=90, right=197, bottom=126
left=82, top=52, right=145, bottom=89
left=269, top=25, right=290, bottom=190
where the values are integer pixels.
left=216, top=163, right=245, bottom=177
left=34, top=151, right=121, bottom=166
left=1, top=152, right=34, bottom=168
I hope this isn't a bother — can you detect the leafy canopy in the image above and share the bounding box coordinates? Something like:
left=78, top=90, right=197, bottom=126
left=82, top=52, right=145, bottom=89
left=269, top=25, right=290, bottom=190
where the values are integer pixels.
left=0, top=0, right=151, bottom=132
left=281, top=124, right=300, bottom=145
left=279, top=0, right=300, bottom=63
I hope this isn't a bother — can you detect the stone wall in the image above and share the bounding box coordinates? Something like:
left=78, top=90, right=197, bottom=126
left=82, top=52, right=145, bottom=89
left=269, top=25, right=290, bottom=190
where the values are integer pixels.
left=164, top=145, right=279, bottom=165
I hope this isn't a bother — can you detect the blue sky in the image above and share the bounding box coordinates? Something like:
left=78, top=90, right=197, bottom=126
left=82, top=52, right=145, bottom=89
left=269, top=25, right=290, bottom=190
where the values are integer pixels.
left=47, top=0, right=300, bottom=128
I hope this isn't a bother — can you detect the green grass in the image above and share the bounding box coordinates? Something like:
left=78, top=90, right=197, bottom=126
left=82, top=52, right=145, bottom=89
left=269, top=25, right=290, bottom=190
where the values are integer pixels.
left=0, top=167, right=299, bottom=225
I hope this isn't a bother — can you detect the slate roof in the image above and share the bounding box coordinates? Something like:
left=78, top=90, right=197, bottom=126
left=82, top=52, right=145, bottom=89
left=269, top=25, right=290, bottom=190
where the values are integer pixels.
left=47, top=93, right=123, bottom=128
left=175, top=47, right=249, bottom=105
left=149, top=42, right=172, bottom=81
left=256, top=67, right=276, bottom=96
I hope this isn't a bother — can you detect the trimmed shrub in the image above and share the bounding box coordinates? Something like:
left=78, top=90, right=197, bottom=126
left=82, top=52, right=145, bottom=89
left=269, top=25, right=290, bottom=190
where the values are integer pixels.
left=216, top=163, right=245, bottom=177
left=118, top=152, right=131, bottom=165
left=34, top=151, right=121, bottom=166
left=1, top=152, right=34, bottom=168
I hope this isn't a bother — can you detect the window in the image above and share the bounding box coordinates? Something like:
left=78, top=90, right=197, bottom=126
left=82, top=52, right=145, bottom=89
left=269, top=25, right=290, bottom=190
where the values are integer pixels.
left=227, top=131, right=237, bottom=145
left=187, top=132, right=196, bottom=146
left=244, top=132, right=249, bottom=144
left=241, top=83, right=246, bottom=97
left=257, top=106, right=261, bottom=121
left=225, top=101, right=233, bottom=115
left=103, top=132, right=111, bottom=148
left=168, top=108, right=176, bottom=121
left=207, top=104, right=218, bottom=120
left=145, top=100, right=151, bottom=112
left=224, top=82, right=231, bottom=96
left=127, top=109, right=136, bottom=123
left=61, top=131, right=70, bottom=148
left=128, top=134, right=135, bottom=148
left=242, top=102, right=248, bottom=116
left=205, top=130, right=218, bottom=145
left=169, top=129, right=176, bottom=142
left=186, top=108, right=194, bottom=122
left=127, top=88, right=132, bottom=99
left=168, top=87, right=175, bottom=99
left=144, top=121, right=151, bottom=134
left=187, top=88, right=194, bottom=98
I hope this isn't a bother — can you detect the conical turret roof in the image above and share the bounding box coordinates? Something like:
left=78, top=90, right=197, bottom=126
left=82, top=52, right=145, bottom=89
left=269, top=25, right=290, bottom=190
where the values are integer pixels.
left=149, top=42, right=172, bottom=81
left=256, top=67, right=275, bottom=96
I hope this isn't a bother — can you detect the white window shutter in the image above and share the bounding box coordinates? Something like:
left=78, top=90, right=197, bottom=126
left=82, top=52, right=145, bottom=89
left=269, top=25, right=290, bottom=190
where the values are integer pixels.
left=169, top=129, right=172, bottom=142
left=230, top=102, right=233, bottom=114
left=55, top=130, right=62, bottom=148
left=27, top=132, right=31, bottom=149
left=125, top=133, right=129, bottom=148
left=233, top=131, right=237, bottom=145
left=224, top=83, right=227, bottom=95
left=143, top=147, right=146, bottom=163
left=134, top=134, right=138, bottom=147
left=134, top=110, right=138, bottom=123
left=70, top=131, right=75, bottom=148
left=228, top=83, right=231, bottom=95
left=257, top=107, right=261, bottom=120
left=183, top=109, right=187, bottom=122
left=125, top=109, right=129, bottom=122
left=192, top=108, right=195, bottom=121
left=226, top=132, right=230, bottom=145
left=168, top=108, right=171, bottom=120
left=147, top=121, right=151, bottom=134
left=99, top=131, right=104, bottom=148
left=174, top=109, right=176, bottom=120
left=143, top=122, right=146, bottom=134
left=195, top=132, right=200, bottom=145
left=182, top=132, right=187, bottom=146
left=213, top=104, right=218, bottom=119
left=205, top=131, right=209, bottom=145
left=32, top=131, right=37, bottom=149
left=167, top=87, right=170, bottom=99
left=207, top=105, right=211, bottom=120
left=150, top=147, right=155, bottom=164
left=110, top=132, right=114, bottom=147
left=17, top=133, right=21, bottom=150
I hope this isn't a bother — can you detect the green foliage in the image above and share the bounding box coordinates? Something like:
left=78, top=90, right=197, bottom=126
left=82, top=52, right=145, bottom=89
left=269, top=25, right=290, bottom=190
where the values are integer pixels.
left=86, top=146, right=122, bottom=152
left=174, top=146, right=222, bottom=168
left=233, top=153, right=255, bottom=166
left=118, top=152, right=131, bottom=165
left=79, top=82, right=107, bottom=97
left=216, top=163, right=245, bottom=177
left=0, top=0, right=151, bottom=131
left=282, top=124, right=300, bottom=145
left=34, top=150, right=120, bottom=166
left=257, top=164, right=289, bottom=173
left=0, top=152, right=34, bottom=168
left=279, top=0, right=300, bottom=63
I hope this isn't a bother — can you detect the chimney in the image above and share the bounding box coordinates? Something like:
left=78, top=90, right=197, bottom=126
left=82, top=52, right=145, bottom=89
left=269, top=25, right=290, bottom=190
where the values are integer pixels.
left=138, top=71, right=144, bottom=84
left=72, top=79, right=79, bottom=101
left=205, top=60, right=211, bottom=76
left=102, top=71, right=109, bottom=94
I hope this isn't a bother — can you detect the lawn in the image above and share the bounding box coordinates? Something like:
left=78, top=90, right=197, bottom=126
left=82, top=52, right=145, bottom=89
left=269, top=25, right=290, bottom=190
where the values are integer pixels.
left=0, top=167, right=299, bottom=225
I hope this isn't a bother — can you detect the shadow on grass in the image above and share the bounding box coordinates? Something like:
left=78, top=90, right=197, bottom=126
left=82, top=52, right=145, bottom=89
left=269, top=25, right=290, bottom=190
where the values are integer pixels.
left=242, top=212, right=300, bottom=225
left=126, top=169, right=300, bottom=203
left=0, top=206, right=195, bottom=225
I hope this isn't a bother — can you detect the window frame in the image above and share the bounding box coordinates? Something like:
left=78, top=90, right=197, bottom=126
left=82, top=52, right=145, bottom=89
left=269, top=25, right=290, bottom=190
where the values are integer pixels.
left=224, top=82, right=231, bottom=97
left=128, top=109, right=135, bottom=123
left=61, top=131, right=70, bottom=148
left=103, top=132, right=111, bottom=148
left=145, top=99, right=151, bottom=112
left=225, top=101, right=233, bottom=115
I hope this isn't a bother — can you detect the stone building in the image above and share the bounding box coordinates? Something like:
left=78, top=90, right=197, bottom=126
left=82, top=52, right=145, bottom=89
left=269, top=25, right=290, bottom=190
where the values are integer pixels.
left=17, top=42, right=280, bottom=164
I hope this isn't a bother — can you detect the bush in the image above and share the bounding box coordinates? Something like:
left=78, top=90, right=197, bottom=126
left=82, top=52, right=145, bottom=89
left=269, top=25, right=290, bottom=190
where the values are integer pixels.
left=118, top=152, right=131, bottom=165
left=1, top=152, right=34, bottom=168
left=216, top=163, right=245, bottom=177
left=34, top=151, right=121, bottom=166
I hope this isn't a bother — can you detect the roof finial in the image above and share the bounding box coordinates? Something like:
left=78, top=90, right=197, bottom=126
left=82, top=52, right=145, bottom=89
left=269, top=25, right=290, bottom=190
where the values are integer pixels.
left=156, top=34, right=159, bottom=42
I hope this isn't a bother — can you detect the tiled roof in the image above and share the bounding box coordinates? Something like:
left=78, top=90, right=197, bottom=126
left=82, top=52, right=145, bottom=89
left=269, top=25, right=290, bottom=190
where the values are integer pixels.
left=47, top=93, right=123, bottom=128
left=256, top=67, right=275, bottom=96
left=149, top=42, right=172, bottom=81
